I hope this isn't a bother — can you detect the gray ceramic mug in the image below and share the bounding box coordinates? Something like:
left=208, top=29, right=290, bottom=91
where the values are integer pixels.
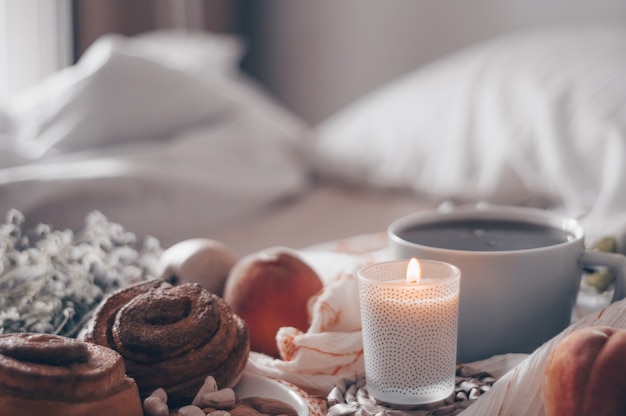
left=387, top=204, right=626, bottom=363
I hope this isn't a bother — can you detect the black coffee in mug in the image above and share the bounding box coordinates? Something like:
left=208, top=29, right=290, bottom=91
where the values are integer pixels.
left=397, top=219, right=576, bottom=251
left=388, top=205, right=626, bottom=363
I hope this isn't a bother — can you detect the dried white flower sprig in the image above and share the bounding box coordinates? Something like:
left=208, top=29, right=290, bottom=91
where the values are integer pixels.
left=0, top=209, right=163, bottom=337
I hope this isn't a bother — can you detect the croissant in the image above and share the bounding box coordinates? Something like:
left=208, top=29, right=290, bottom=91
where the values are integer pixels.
left=81, top=280, right=250, bottom=407
left=0, top=333, right=142, bottom=416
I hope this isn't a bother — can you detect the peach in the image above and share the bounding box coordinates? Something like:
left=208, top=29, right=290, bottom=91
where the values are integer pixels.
left=542, top=326, right=626, bottom=416
left=157, top=238, right=238, bottom=296
left=223, top=248, right=323, bottom=358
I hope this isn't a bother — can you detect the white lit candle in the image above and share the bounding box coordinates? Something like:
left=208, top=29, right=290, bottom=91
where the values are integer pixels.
left=358, top=258, right=460, bottom=405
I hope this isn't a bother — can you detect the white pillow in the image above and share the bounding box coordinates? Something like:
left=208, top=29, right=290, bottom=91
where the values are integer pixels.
left=9, top=33, right=236, bottom=157
left=310, top=25, right=626, bottom=223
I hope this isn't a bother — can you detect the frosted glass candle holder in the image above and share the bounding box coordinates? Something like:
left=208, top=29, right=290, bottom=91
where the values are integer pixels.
left=358, top=259, right=460, bottom=405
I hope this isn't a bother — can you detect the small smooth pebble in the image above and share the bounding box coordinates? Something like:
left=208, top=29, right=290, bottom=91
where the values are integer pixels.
left=192, top=376, right=219, bottom=406
left=150, top=387, right=168, bottom=403
left=143, top=396, right=169, bottom=416
left=327, top=386, right=344, bottom=405
left=178, top=405, right=206, bottom=416
left=206, top=411, right=231, bottom=416
left=197, top=388, right=236, bottom=409
left=326, top=403, right=356, bottom=416
left=345, top=384, right=357, bottom=404
left=458, top=381, right=477, bottom=391
left=468, top=387, right=482, bottom=400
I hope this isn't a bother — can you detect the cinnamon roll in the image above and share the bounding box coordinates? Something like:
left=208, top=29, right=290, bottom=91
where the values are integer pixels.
left=81, top=281, right=250, bottom=407
left=0, top=333, right=142, bottom=416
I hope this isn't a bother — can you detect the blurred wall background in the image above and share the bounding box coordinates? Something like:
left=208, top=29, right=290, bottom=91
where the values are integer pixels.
left=72, top=0, right=238, bottom=57
left=5, top=0, right=626, bottom=125
left=237, top=0, right=626, bottom=124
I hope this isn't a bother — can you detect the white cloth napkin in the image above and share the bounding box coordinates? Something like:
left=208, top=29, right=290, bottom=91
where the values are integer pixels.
left=245, top=245, right=392, bottom=395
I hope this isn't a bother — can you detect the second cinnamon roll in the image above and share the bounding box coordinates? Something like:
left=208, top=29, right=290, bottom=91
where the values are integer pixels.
left=80, top=281, right=249, bottom=406
left=0, top=333, right=142, bottom=416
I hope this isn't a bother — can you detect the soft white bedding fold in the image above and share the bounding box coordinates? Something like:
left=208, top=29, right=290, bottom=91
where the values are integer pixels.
left=0, top=31, right=310, bottom=244
left=310, top=24, right=626, bottom=242
left=0, top=118, right=307, bottom=242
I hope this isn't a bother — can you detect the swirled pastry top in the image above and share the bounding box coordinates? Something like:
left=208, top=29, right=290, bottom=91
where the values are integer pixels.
left=80, top=280, right=250, bottom=407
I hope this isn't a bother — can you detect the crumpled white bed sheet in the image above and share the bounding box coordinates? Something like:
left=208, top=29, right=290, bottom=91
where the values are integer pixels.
left=0, top=31, right=310, bottom=246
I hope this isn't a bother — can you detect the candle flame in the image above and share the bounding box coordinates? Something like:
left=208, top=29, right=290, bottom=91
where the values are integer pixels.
left=406, top=257, right=421, bottom=284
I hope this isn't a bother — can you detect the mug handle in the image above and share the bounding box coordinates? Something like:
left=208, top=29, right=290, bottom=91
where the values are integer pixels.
left=579, top=250, right=626, bottom=302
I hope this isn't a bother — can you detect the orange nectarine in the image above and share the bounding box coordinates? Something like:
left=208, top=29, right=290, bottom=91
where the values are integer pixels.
left=223, top=248, right=323, bottom=358
left=542, top=326, right=626, bottom=416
